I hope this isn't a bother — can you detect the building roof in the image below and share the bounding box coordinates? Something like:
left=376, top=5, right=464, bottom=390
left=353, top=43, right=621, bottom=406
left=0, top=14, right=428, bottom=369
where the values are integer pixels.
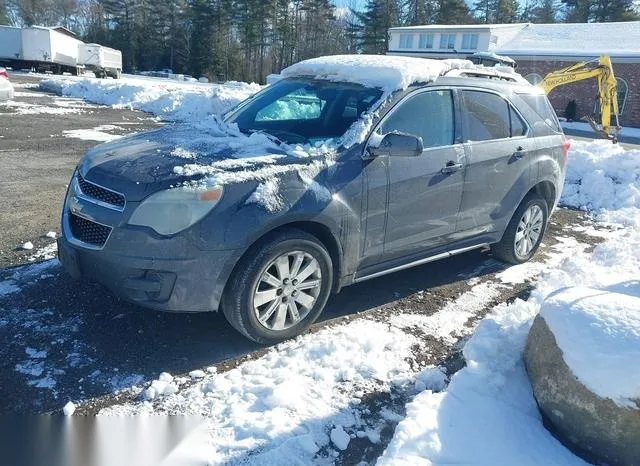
left=497, top=22, right=640, bottom=58
left=389, top=23, right=528, bottom=32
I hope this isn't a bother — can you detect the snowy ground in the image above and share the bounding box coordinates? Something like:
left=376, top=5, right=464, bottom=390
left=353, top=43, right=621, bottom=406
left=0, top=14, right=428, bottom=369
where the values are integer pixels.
left=1, top=72, right=639, bottom=464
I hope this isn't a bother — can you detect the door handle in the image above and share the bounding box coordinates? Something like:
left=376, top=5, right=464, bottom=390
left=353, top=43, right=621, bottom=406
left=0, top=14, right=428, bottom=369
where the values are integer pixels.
left=441, top=161, right=463, bottom=174
left=513, top=146, right=527, bottom=159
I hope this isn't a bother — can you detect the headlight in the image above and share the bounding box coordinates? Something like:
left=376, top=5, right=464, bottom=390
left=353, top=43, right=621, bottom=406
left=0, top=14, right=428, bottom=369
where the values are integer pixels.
left=128, top=185, right=223, bottom=235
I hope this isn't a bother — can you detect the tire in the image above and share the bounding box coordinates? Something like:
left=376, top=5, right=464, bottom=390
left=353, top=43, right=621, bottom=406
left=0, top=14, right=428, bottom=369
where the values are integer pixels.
left=491, top=194, right=549, bottom=265
left=221, top=228, right=333, bottom=344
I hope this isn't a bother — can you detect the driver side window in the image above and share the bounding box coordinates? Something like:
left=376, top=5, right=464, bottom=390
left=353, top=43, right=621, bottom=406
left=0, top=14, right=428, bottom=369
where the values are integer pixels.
left=380, top=90, right=454, bottom=149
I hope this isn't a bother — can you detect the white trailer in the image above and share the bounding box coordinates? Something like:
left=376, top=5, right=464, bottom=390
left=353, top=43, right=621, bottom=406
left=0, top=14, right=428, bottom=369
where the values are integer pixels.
left=17, top=26, right=83, bottom=74
left=0, top=26, right=22, bottom=61
left=78, top=43, right=122, bottom=79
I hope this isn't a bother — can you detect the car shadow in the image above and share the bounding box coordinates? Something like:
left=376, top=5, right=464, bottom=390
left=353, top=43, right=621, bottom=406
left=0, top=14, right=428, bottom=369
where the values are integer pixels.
left=0, top=248, right=506, bottom=414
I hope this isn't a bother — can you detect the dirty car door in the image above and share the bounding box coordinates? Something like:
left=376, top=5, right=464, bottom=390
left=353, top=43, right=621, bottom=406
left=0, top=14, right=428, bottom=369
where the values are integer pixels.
left=376, top=89, right=466, bottom=261
left=457, top=89, right=533, bottom=240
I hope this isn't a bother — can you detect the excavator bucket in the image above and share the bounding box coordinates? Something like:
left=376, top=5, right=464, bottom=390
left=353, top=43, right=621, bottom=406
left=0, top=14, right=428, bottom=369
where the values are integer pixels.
left=584, top=116, right=620, bottom=143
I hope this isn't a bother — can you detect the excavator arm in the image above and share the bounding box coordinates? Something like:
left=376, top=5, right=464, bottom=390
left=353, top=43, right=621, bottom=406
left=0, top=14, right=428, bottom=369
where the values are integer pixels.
left=539, top=56, right=620, bottom=143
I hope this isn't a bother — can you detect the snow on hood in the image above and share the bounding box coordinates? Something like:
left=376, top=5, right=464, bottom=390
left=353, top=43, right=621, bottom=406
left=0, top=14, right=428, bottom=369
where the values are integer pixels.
left=281, top=55, right=473, bottom=95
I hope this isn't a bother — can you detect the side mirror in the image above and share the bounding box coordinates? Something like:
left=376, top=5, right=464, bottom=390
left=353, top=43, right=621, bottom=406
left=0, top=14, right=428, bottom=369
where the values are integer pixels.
left=367, top=132, right=424, bottom=158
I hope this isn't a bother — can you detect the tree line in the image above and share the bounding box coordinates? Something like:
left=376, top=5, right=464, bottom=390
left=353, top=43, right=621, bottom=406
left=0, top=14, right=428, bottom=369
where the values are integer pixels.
left=2, top=0, right=638, bottom=83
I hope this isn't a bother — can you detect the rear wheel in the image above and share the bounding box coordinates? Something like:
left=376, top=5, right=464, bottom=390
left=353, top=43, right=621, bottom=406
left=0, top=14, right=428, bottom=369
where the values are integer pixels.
left=491, top=194, right=548, bottom=265
left=222, top=229, right=333, bottom=344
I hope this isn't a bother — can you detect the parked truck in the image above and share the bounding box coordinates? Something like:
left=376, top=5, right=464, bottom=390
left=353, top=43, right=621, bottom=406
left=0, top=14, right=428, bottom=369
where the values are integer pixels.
left=78, top=43, right=122, bottom=79
left=0, top=26, right=83, bottom=75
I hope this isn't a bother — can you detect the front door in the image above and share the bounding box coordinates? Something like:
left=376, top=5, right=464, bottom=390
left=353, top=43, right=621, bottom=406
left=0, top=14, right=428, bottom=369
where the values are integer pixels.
left=367, top=89, right=466, bottom=263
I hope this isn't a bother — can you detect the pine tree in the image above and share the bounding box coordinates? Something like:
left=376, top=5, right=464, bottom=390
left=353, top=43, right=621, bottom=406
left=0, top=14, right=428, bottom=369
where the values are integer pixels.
left=0, top=0, right=11, bottom=24
left=561, top=0, right=592, bottom=22
left=437, top=0, right=472, bottom=24
left=524, top=0, right=559, bottom=23
left=352, top=0, right=401, bottom=54
left=495, top=0, right=519, bottom=22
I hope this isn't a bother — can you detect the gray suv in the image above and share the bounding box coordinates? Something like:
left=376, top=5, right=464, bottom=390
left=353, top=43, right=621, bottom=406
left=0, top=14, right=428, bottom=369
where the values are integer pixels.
left=58, top=63, right=568, bottom=343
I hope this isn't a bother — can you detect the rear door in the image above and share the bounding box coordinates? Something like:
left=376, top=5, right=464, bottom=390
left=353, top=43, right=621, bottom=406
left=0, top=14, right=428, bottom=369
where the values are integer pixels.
left=374, top=88, right=466, bottom=262
left=456, top=89, right=534, bottom=239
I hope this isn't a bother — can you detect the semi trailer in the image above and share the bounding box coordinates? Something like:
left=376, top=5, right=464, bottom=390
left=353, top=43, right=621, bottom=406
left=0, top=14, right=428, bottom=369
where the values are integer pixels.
left=78, top=43, right=122, bottom=79
left=0, top=26, right=122, bottom=78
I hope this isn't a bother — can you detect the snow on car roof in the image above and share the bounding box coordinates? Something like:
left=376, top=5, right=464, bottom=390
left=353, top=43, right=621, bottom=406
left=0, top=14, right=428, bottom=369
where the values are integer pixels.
left=281, top=55, right=471, bottom=94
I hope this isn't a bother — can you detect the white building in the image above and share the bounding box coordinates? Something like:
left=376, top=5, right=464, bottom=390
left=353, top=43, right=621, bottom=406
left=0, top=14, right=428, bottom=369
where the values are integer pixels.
left=387, top=22, right=640, bottom=128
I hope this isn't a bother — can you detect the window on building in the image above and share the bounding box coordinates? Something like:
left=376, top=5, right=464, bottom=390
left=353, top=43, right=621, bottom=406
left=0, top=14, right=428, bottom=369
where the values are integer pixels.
left=399, top=34, right=414, bottom=49
left=461, top=33, right=479, bottom=50
left=419, top=34, right=434, bottom=49
left=439, top=33, right=456, bottom=50
left=594, top=77, right=629, bottom=116
left=617, top=78, right=628, bottom=115
left=524, top=73, right=543, bottom=86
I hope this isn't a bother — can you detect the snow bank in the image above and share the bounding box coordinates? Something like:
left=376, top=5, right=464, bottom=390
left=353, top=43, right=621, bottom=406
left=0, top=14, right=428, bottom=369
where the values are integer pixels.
left=281, top=54, right=470, bottom=95
left=39, top=75, right=261, bottom=121
left=562, top=140, right=640, bottom=223
left=540, top=287, right=640, bottom=408
left=380, top=140, right=640, bottom=465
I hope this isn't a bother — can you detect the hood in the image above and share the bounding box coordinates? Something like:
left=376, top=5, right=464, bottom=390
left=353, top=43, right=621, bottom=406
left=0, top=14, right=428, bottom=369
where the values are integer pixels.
left=79, top=123, right=292, bottom=201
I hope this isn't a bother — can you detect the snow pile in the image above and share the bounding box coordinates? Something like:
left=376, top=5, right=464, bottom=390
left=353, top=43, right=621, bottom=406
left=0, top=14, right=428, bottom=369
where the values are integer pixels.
left=39, top=75, right=261, bottom=121
left=281, top=54, right=471, bottom=95
left=101, top=319, right=418, bottom=463
left=562, top=140, right=640, bottom=226
left=541, top=286, right=640, bottom=408
left=379, top=141, right=640, bottom=465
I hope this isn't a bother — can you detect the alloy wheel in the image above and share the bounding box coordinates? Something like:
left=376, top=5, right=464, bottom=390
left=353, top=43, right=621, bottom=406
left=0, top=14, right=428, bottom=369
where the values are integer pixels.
left=515, top=204, right=544, bottom=258
left=252, top=251, right=323, bottom=331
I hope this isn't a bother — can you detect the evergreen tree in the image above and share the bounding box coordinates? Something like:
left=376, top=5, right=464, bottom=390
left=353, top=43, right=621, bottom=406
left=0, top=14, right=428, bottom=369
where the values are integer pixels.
left=474, top=0, right=518, bottom=23
left=495, top=0, right=519, bottom=22
left=0, top=0, right=10, bottom=24
left=352, top=0, right=401, bottom=54
left=437, top=0, right=472, bottom=24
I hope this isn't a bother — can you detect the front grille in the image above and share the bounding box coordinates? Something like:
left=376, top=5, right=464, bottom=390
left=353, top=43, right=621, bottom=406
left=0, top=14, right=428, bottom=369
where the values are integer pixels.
left=69, top=213, right=112, bottom=247
left=77, top=173, right=125, bottom=209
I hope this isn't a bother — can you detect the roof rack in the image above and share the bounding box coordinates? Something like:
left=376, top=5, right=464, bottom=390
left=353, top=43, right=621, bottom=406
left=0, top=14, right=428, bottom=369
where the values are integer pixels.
left=443, top=67, right=528, bottom=84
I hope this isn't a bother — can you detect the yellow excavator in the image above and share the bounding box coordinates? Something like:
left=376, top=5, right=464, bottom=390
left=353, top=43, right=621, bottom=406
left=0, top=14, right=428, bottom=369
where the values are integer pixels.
left=538, top=56, right=621, bottom=143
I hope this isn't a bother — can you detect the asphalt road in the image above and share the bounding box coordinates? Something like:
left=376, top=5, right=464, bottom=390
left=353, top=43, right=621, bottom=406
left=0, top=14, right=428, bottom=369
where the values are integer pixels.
left=0, top=74, right=602, bottom=415
left=0, top=74, right=163, bottom=267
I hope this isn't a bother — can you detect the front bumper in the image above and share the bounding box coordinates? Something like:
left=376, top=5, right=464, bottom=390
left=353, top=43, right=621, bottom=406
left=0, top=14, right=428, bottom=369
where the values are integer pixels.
left=58, top=173, right=243, bottom=312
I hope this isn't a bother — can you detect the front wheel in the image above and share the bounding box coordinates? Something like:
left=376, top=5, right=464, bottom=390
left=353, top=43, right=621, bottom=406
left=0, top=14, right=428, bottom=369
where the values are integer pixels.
left=491, top=194, right=548, bottom=265
left=222, top=229, right=333, bottom=344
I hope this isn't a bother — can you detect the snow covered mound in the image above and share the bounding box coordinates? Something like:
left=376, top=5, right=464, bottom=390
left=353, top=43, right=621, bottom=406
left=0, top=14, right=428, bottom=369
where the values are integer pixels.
left=39, top=75, right=261, bottom=121
left=281, top=54, right=471, bottom=94
left=540, top=286, right=640, bottom=408
left=562, top=140, right=640, bottom=226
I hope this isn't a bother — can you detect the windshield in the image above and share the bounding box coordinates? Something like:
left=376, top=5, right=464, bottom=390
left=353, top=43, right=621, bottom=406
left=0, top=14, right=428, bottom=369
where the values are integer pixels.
left=226, top=78, right=383, bottom=145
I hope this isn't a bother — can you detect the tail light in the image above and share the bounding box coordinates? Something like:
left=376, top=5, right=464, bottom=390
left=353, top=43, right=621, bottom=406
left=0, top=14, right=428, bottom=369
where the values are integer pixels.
left=561, top=140, right=571, bottom=161
left=0, top=70, right=8, bottom=80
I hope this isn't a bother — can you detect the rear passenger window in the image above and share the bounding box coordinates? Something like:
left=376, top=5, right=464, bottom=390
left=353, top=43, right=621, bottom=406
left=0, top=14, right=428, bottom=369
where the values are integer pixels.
left=461, top=91, right=510, bottom=141
left=510, top=107, right=527, bottom=137
left=380, top=90, right=454, bottom=149
left=518, top=93, right=561, bottom=132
